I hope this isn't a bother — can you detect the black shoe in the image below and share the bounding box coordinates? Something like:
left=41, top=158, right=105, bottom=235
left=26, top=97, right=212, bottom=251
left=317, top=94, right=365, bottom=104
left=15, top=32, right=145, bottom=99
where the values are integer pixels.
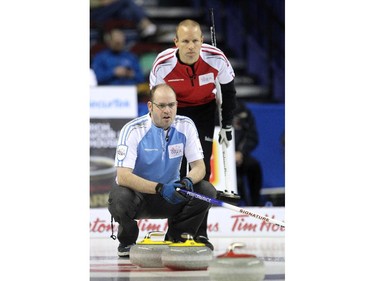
left=117, top=243, right=135, bottom=257
left=195, top=235, right=214, bottom=251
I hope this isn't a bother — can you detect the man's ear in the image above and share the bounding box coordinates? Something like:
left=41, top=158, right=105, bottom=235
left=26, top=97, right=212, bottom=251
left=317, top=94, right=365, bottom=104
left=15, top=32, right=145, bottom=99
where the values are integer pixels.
left=147, top=101, right=153, bottom=112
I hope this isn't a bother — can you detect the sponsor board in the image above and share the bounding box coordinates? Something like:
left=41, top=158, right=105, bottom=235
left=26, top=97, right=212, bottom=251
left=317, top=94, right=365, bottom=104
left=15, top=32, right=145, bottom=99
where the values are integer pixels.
left=90, top=207, right=285, bottom=238
left=90, top=86, right=137, bottom=208
left=90, top=86, right=138, bottom=118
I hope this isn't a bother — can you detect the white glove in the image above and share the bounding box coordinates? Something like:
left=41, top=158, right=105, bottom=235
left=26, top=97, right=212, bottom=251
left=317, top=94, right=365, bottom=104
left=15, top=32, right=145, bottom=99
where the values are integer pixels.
left=218, top=125, right=233, bottom=148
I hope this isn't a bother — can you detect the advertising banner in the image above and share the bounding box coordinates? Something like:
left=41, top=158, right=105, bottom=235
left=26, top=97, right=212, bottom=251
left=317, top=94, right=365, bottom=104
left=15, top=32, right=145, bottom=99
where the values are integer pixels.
left=90, top=86, right=137, bottom=208
left=90, top=207, right=285, bottom=238
left=90, top=86, right=138, bottom=118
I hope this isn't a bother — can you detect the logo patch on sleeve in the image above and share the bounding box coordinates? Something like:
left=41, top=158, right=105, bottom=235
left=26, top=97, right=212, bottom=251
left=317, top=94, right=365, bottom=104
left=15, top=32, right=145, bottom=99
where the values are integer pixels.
left=168, top=143, right=183, bottom=159
left=116, top=145, right=128, bottom=161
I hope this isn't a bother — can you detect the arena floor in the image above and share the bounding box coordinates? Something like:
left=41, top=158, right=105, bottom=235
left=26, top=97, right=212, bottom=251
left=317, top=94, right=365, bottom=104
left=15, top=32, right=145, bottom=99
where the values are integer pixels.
left=90, top=236, right=285, bottom=280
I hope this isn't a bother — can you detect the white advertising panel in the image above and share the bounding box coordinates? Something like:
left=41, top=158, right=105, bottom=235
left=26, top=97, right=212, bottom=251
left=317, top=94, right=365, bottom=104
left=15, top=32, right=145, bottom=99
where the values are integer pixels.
left=90, top=86, right=138, bottom=118
left=90, top=207, right=285, bottom=238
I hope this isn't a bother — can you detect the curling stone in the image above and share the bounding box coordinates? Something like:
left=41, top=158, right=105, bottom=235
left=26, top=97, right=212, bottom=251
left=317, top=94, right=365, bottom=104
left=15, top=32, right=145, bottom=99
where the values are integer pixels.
left=208, top=242, right=265, bottom=281
left=161, top=233, right=213, bottom=270
left=129, top=231, right=171, bottom=268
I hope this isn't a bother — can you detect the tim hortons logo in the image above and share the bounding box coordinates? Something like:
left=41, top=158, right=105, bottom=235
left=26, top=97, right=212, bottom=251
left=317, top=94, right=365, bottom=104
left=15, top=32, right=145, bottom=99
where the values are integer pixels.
left=90, top=215, right=285, bottom=234
left=90, top=218, right=220, bottom=233
left=128, top=219, right=219, bottom=233
left=230, top=214, right=285, bottom=232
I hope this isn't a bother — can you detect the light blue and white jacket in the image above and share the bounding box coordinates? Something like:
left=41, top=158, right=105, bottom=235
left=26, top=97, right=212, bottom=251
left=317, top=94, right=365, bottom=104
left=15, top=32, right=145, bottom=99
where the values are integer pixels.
left=115, top=113, right=204, bottom=184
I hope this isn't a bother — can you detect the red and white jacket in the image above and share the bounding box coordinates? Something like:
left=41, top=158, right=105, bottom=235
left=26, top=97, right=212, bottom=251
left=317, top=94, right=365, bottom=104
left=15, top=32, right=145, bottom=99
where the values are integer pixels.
left=150, top=43, right=235, bottom=108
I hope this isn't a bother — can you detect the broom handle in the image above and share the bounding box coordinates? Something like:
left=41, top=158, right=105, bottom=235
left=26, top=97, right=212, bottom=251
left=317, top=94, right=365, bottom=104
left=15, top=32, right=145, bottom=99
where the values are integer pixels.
left=177, top=188, right=285, bottom=228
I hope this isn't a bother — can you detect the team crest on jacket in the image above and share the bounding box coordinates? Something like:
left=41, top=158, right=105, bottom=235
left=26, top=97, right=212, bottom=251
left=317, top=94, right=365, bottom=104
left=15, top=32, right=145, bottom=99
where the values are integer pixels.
left=198, top=73, right=214, bottom=86
left=168, top=143, right=183, bottom=159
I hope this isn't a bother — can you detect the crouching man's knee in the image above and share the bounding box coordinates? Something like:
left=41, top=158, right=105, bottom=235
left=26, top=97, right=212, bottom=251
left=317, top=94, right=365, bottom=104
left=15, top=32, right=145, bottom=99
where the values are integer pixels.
left=194, top=180, right=217, bottom=199
left=108, top=185, right=141, bottom=222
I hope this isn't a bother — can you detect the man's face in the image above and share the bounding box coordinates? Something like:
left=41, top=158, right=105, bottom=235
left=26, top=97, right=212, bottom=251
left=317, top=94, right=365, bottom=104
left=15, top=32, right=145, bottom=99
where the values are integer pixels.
left=174, top=25, right=203, bottom=65
left=109, top=30, right=125, bottom=52
left=148, top=88, right=177, bottom=129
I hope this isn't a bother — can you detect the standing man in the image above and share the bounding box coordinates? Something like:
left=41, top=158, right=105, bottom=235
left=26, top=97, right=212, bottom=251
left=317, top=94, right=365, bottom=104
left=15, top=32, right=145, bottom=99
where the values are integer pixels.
left=149, top=19, right=237, bottom=240
left=108, top=84, right=217, bottom=257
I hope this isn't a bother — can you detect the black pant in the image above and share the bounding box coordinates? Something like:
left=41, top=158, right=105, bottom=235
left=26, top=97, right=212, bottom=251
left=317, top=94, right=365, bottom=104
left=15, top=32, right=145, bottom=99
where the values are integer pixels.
left=177, top=100, right=216, bottom=181
left=236, top=155, right=262, bottom=206
left=177, top=100, right=216, bottom=238
left=108, top=180, right=217, bottom=245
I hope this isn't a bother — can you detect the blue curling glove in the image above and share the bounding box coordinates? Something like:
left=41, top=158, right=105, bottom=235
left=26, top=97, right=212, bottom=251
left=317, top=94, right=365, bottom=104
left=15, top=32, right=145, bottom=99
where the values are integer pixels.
left=180, top=177, right=194, bottom=192
left=155, top=182, right=187, bottom=204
